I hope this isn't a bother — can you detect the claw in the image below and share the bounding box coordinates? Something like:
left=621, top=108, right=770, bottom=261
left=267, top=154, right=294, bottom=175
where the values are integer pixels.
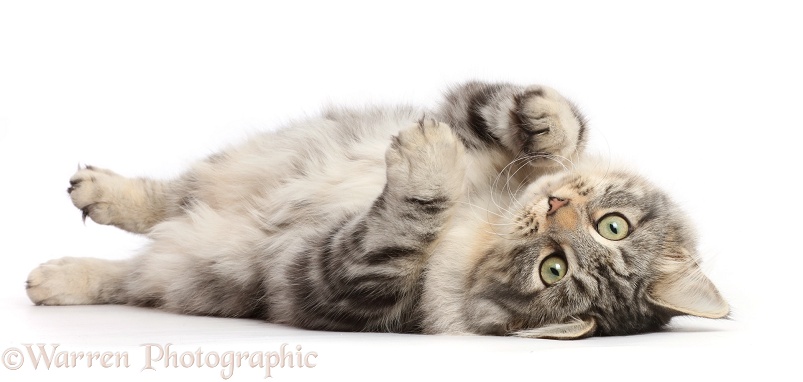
left=68, top=178, right=81, bottom=194
left=82, top=209, right=88, bottom=224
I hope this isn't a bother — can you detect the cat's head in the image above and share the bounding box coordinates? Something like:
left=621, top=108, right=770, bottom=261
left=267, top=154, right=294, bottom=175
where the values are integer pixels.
left=465, top=161, right=729, bottom=339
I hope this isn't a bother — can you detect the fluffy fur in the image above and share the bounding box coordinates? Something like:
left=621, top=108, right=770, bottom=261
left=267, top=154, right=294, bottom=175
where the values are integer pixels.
left=26, top=81, right=728, bottom=339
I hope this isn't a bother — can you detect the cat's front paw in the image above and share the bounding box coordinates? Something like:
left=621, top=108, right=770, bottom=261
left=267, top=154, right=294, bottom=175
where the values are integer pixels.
left=505, top=86, right=586, bottom=164
left=68, top=166, right=126, bottom=226
left=26, top=257, right=107, bottom=305
left=385, top=119, right=466, bottom=199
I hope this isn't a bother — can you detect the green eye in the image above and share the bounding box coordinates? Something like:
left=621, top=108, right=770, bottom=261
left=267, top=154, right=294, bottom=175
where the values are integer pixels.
left=596, top=213, right=630, bottom=241
left=539, top=255, right=568, bottom=285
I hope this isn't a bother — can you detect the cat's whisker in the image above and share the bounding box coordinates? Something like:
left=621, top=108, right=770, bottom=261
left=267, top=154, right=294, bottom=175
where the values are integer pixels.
left=541, top=153, right=573, bottom=172
left=488, top=173, right=508, bottom=216
left=585, top=129, right=615, bottom=191
left=496, top=162, right=532, bottom=214
left=498, top=157, right=522, bottom=206
left=582, top=150, right=614, bottom=193
left=489, top=157, right=528, bottom=217
left=510, top=165, right=537, bottom=202
left=479, top=229, right=516, bottom=240
left=550, top=153, right=576, bottom=172
left=461, top=188, right=514, bottom=237
left=460, top=190, right=519, bottom=239
left=482, top=220, right=519, bottom=227
left=455, top=200, right=505, bottom=219
left=504, top=158, right=535, bottom=210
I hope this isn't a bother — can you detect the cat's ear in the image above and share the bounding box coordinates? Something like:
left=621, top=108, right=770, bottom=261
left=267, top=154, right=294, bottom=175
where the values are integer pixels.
left=648, top=251, right=729, bottom=319
left=512, top=317, right=596, bottom=340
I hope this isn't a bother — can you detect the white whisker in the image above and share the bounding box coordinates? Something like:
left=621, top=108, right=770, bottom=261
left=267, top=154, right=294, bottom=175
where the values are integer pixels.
left=456, top=200, right=505, bottom=219
left=489, top=156, right=528, bottom=217
left=505, top=159, right=534, bottom=210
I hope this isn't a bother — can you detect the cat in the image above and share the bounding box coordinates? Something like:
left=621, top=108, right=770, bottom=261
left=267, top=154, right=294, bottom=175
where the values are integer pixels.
left=25, top=81, right=729, bottom=339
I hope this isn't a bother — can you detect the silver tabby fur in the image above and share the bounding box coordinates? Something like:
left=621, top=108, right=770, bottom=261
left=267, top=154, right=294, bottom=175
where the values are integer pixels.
left=26, top=81, right=729, bottom=339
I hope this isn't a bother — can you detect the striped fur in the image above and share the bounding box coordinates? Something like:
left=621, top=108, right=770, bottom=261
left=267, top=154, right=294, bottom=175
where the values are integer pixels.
left=26, top=82, right=728, bottom=339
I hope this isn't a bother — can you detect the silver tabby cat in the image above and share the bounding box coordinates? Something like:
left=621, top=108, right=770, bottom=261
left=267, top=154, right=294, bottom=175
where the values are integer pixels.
left=26, top=81, right=728, bottom=339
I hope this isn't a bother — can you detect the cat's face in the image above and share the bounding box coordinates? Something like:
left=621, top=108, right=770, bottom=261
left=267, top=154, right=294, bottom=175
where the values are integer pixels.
left=465, top=162, right=729, bottom=339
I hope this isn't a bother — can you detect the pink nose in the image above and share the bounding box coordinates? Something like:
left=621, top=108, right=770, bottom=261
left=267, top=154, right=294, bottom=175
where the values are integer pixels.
left=547, top=197, right=569, bottom=215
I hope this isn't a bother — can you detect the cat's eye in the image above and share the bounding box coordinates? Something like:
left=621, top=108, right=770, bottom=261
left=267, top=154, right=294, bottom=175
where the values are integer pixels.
left=539, top=254, right=568, bottom=286
left=596, top=213, right=630, bottom=241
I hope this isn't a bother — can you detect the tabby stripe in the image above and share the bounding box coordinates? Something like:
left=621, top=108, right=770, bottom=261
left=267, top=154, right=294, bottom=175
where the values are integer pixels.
left=568, top=102, right=587, bottom=146
left=404, top=196, right=450, bottom=214
left=363, top=246, right=419, bottom=265
left=372, top=191, right=387, bottom=210
left=289, top=215, right=423, bottom=332
left=336, top=285, right=403, bottom=308
left=317, top=280, right=408, bottom=329
left=306, top=307, right=384, bottom=332
left=292, top=279, right=391, bottom=331
left=480, top=284, right=537, bottom=314
left=631, top=279, right=648, bottom=313
left=522, top=88, right=545, bottom=98
left=465, top=86, right=503, bottom=146
left=595, top=264, right=629, bottom=305
left=637, top=208, right=658, bottom=227
left=571, top=277, right=589, bottom=295
left=348, top=221, right=367, bottom=249
left=318, top=229, right=340, bottom=286
left=622, top=249, right=638, bottom=270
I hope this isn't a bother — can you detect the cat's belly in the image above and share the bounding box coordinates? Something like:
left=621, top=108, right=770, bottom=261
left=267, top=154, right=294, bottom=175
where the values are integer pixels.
left=247, top=127, right=401, bottom=323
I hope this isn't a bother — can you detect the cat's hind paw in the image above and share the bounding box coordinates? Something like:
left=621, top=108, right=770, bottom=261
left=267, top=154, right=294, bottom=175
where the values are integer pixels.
left=26, top=257, right=109, bottom=305
left=25, top=257, right=124, bottom=305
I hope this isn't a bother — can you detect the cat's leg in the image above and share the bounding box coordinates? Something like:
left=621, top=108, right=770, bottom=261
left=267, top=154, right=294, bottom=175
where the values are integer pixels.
left=68, top=166, right=184, bottom=234
left=27, top=208, right=266, bottom=317
left=26, top=257, right=130, bottom=305
left=286, top=119, right=467, bottom=332
left=438, top=81, right=587, bottom=164
left=121, top=209, right=267, bottom=317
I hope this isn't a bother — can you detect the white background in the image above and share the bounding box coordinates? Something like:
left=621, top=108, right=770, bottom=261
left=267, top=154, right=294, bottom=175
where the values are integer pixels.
left=1, top=1, right=800, bottom=381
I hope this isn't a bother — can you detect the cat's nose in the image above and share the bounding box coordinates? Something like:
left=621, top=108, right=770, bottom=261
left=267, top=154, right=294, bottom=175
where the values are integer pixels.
left=547, top=197, right=569, bottom=215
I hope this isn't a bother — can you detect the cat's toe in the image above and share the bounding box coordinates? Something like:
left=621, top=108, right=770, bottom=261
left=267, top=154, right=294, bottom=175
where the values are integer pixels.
left=422, top=118, right=461, bottom=148
left=394, top=118, right=460, bottom=154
